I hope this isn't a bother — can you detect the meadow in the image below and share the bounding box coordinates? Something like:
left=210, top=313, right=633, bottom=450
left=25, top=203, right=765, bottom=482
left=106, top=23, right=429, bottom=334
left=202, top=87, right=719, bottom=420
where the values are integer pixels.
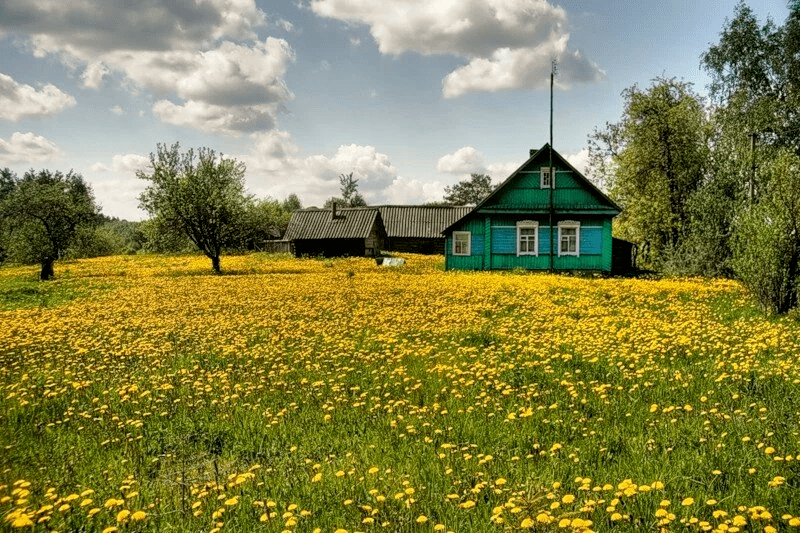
left=1, top=253, right=799, bottom=533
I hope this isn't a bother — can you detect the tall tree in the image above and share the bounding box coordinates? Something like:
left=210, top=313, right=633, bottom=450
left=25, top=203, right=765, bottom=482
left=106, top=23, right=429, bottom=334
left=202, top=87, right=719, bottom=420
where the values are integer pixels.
left=442, top=173, right=494, bottom=205
left=138, top=143, right=248, bottom=274
left=0, top=169, right=100, bottom=280
left=588, top=78, right=709, bottom=266
left=702, top=1, right=800, bottom=153
left=324, top=172, right=367, bottom=208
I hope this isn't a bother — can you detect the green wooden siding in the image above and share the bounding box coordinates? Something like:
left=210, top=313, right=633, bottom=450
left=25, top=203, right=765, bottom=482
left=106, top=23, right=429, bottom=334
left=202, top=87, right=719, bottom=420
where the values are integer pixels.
left=443, top=145, right=620, bottom=272
left=447, top=217, right=612, bottom=271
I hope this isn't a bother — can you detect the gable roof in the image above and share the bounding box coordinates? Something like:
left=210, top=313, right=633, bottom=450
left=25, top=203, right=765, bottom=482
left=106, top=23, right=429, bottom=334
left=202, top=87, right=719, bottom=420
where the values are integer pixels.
left=443, top=144, right=621, bottom=233
left=376, top=206, right=472, bottom=238
left=284, top=207, right=382, bottom=240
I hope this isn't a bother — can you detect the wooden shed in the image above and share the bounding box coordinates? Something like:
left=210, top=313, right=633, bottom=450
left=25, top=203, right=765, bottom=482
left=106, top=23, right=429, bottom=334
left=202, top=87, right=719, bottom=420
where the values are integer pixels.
left=443, top=144, right=622, bottom=272
left=377, top=206, right=472, bottom=254
left=284, top=205, right=386, bottom=258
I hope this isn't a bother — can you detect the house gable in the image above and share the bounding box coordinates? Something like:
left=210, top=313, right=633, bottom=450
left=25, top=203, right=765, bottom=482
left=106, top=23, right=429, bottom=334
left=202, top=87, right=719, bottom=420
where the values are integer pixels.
left=442, top=144, right=621, bottom=272
left=476, top=144, right=620, bottom=216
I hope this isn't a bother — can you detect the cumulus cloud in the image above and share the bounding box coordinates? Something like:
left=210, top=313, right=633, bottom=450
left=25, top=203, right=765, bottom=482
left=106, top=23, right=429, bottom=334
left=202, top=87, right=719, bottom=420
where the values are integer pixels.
left=311, top=0, right=603, bottom=97
left=242, top=130, right=439, bottom=205
left=0, top=72, right=75, bottom=120
left=1, top=0, right=293, bottom=135
left=437, top=146, right=518, bottom=184
left=0, top=132, right=63, bottom=164
left=436, top=146, right=485, bottom=174
left=443, top=35, right=603, bottom=97
left=564, top=147, right=589, bottom=176
left=153, top=99, right=279, bottom=135
left=81, top=61, right=109, bottom=89
left=90, top=153, right=149, bottom=174
left=86, top=153, right=151, bottom=219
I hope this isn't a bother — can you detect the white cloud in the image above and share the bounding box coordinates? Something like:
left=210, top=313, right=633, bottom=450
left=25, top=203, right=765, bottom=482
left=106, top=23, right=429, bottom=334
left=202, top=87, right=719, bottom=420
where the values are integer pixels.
left=242, top=130, right=441, bottom=205
left=277, top=19, right=294, bottom=32
left=86, top=153, right=151, bottom=219
left=0, top=132, right=63, bottom=164
left=153, top=99, right=279, bottom=135
left=0, top=72, right=76, bottom=120
left=443, top=35, right=604, bottom=97
left=81, top=61, right=109, bottom=89
left=437, top=146, right=517, bottom=181
left=1, top=1, right=294, bottom=135
left=90, top=178, right=149, bottom=220
left=437, top=146, right=485, bottom=174
left=110, top=105, right=124, bottom=115
left=486, top=161, right=519, bottom=181
left=311, top=0, right=603, bottom=96
left=384, top=176, right=445, bottom=204
left=564, top=147, right=589, bottom=176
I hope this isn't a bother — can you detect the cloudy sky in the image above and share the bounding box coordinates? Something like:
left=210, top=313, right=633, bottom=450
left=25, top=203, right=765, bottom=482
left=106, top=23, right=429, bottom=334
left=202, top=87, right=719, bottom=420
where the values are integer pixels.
left=0, top=0, right=790, bottom=219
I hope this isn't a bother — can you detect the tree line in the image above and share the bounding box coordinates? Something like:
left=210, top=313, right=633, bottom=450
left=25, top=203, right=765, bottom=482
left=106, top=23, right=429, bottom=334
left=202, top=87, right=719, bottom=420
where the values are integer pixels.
left=587, top=1, right=800, bottom=313
left=2, top=2, right=796, bottom=313
left=0, top=144, right=302, bottom=278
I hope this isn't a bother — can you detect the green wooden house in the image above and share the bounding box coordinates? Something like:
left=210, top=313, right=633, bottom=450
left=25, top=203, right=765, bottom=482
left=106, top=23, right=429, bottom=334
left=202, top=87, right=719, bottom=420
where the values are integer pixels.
left=443, top=144, right=622, bottom=272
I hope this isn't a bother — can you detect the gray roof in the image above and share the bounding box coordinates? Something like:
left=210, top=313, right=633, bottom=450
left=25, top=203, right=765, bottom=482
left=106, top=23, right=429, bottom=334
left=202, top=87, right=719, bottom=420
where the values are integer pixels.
left=283, top=207, right=381, bottom=240
left=376, top=206, right=472, bottom=238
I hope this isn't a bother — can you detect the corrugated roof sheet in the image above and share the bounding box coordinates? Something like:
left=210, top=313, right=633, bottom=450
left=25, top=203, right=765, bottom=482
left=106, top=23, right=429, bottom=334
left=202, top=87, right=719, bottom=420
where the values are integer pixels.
left=376, top=206, right=472, bottom=238
left=283, top=208, right=380, bottom=240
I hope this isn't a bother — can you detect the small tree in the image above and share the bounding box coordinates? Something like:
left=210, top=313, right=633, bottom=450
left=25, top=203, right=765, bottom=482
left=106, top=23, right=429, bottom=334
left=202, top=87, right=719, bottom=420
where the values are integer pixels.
left=0, top=169, right=100, bottom=280
left=324, top=173, right=366, bottom=208
left=138, top=143, right=248, bottom=274
left=442, top=173, right=494, bottom=205
left=731, top=149, right=800, bottom=313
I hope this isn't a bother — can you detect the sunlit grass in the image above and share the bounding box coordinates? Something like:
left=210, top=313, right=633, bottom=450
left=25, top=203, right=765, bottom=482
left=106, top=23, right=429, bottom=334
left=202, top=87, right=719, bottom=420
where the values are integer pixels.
left=1, top=253, right=799, bottom=532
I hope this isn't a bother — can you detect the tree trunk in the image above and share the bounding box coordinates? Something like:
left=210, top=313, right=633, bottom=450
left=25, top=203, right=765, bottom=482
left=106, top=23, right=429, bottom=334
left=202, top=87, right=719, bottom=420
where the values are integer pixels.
left=40, top=258, right=55, bottom=281
left=211, top=255, right=221, bottom=274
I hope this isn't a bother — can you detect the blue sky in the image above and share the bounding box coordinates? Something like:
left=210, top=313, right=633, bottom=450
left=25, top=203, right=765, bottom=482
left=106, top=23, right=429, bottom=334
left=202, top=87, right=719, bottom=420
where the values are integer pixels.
left=0, top=0, right=790, bottom=220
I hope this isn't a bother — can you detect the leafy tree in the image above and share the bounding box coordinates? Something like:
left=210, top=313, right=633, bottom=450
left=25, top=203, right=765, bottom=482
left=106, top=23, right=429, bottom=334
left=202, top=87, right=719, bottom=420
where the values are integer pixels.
left=731, top=148, right=800, bottom=313
left=442, top=173, right=494, bottom=205
left=232, top=197, right=294, bottom=250
left=0, top=169, right=100, bottom=280
left=324, top=173, right=367, bottom=208
left=702, top=1, right=800, bottom=153
left=281, top=193, right=302, bottom=213
left=138, top=143, right=248, bottom=274
left=588, top=78, right=710, bottom=267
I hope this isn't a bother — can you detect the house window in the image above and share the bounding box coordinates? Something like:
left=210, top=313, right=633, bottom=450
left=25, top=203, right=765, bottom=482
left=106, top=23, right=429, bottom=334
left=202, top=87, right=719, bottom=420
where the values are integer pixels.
left=453, top=231, right=471, bottom=256
left=541, top=167, right=553, bottom=189
left=558, top=221, right=580, bottom=256
left=516, top=220, right=538, bottom=256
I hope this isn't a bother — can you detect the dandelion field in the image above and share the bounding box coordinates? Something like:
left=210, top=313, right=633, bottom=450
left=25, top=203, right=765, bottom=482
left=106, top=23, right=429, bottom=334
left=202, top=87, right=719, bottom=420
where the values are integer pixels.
left=2, top=254, right=800, bottom=533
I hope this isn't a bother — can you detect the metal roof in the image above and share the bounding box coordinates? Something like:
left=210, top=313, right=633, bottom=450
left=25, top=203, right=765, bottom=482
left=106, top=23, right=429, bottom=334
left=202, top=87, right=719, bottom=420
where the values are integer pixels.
left=376, top=206, right=472, bottom=238
left=284, top=207, right=381, bottom=240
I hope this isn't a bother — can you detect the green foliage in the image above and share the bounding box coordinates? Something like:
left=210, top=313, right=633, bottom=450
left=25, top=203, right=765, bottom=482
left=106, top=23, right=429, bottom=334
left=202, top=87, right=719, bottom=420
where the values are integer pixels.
left=0, top=168, right=100, bottom=280
left=324, top=173, right=366, bottom=208
left=442, top=173, right=494, bottom=206
left=731, top=149, right=800, bottom=314
left=589, top=78, right=709, bottom=268
left=702, top=1, right=800, bottom=153
left=138, top=143, right=249, bottom=273
left=230, top=197, right=295, bottom=251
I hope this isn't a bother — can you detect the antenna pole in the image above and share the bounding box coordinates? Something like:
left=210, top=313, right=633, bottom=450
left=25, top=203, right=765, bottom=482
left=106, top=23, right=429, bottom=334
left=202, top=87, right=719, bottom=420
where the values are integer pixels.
left=549, top=60, right=556, bottom=273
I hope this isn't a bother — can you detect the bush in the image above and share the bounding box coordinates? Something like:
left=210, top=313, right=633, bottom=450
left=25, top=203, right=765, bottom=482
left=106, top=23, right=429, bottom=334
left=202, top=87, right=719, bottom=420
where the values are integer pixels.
left=731, top=202, right=799, bottom=314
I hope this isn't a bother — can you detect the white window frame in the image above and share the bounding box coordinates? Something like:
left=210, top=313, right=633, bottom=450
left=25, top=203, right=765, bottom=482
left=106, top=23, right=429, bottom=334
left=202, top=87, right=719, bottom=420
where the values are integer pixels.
left=558, top=221, right=580, bottom=257
left=516, top=220, right=538, bottom=256
left=452, top=231, right=471, bottom=256
left=540, top=167, right=553, bottom=189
